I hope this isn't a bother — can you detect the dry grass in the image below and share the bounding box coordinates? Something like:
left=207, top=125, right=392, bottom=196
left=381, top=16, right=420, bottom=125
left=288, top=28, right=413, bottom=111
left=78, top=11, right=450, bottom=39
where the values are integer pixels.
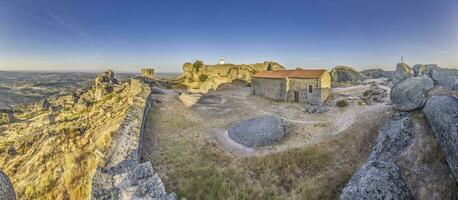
left=142, top=97, right=390, bottom=200
left=0, top=85, right=132, bottom=200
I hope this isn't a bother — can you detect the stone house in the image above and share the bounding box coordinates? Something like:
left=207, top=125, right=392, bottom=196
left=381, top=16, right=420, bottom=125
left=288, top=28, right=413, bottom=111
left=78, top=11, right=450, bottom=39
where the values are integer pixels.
left=251, top=69, right=331, bottom=105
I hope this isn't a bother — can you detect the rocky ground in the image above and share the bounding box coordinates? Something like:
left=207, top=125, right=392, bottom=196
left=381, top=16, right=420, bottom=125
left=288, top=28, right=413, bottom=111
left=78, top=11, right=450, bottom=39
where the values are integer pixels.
left=140, top=79, right=397, bottom=199
left=0, top=71, right=140, bottom=199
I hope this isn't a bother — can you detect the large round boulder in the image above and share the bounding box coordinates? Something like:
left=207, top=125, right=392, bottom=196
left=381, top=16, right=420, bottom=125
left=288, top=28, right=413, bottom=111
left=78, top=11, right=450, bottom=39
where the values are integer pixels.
left=395, top=63, right=413, bottom=82
left=390, top=76, right=434, bottom=111
left=228, top=116, right=290, bottom=148
left=422, top=95, right=458, bottom=183
left=330, top=66, right=364, bottom=84
left=340, top=161, right=411, bottom=200
left=0, top=170, right=15, bottom=200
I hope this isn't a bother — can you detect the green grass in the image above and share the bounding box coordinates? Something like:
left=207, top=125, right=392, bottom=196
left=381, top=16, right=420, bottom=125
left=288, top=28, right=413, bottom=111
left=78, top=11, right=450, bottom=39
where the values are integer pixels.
left=336, top=100, right=349, bottom=107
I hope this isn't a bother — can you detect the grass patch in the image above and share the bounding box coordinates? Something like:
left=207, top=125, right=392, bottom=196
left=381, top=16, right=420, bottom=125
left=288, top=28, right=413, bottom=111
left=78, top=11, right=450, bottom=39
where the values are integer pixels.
left=336, top=100, right=349, bottom=107
left=199, top=74, right=208, bottom=82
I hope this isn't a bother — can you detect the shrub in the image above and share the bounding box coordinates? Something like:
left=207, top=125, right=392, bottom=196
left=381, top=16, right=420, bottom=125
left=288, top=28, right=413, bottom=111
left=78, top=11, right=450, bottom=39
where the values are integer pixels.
left=193, top=60, right=203, bottom=72
left=199, top=74, right=208, bottom=82
left=336, top=100, right=349, bottom=107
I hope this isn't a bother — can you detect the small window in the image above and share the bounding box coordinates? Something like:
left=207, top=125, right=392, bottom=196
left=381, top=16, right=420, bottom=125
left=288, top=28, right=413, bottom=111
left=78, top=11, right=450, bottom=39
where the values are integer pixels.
left=308, top=85, right=313, bottom=93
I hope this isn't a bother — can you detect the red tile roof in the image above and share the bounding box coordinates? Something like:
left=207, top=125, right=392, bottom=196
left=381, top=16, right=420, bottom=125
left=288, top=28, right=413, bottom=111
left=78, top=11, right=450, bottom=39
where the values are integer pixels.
left=253, top=69, right=327, bottom=79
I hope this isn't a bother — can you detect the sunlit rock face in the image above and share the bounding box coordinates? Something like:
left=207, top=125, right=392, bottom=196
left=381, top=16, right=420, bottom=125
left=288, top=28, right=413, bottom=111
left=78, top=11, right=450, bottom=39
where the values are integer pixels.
left=95, top=69, right=118, bottom=100
left=181, top=61, right=285, bottom=93
left=330, top=65, right=364, bottom=84
left=394, top=63, right=414, bottom=83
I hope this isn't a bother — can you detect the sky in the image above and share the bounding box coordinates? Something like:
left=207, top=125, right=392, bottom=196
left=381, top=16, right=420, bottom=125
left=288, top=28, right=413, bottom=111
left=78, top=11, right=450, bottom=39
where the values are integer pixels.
left=0, top=0, right=457, bottom=72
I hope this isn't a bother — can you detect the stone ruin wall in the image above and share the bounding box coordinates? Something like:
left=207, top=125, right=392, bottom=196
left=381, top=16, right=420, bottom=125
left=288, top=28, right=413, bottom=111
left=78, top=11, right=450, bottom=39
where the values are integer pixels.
left=90, top=78, right=175, bottom=200
left=251, top=78, right=287, bottom=101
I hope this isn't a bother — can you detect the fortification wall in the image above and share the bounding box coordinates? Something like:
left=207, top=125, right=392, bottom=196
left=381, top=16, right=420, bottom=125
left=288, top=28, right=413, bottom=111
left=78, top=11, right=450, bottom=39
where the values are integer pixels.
left=90, top=78, right=175, bottom=200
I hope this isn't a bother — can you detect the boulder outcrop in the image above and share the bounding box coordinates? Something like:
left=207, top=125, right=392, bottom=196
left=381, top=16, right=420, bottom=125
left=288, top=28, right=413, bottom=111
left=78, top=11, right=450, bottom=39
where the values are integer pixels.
left=0, top=170, right=15, bottom=200
left=178, top=93, right=202, bottom=107
left=422, top=96, right=458, bottom=182
left=361, top=69, right=395, bottom=79
left=330, top=65, right=364, bottom=84
left=394, top=63, right=413, bottom=82
left=413, top=64, right=458, bottom=90
left=340, top=161, right=411, bottom=200
left=367, top=112, right=413, bottom=162
left=181, top=61, right=285, bottom=93
left=95, top=70, right=118, bottom=100
left=361, top=83, right=387, bottom=105
left=390, top=76, right=434, bottom=111
left=340, top=113, right=413, bottom=199
left=228, top=116, right=290, bottom=148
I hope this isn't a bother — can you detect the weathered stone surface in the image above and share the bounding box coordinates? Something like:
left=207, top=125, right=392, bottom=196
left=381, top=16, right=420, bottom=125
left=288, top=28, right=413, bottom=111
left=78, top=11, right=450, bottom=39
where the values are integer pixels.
left=368, top=112, right=413, bottom=162
left=228, top=116, right=290, bottom=147
left=414, top=64, right=458, bottom=90
left=91, top=78, right=176, bottom=200
left=303, top=105, right=327, bottom=114
left=41, top=99, right=50, bottom=111
left=95, top=70, right=118, bottom=100
left=6, top=112, right=14, bottom=123
left=422, top=95, right=458, bottom=182
left=361, top=83, right=387, bottom=105
left=395, top=63, right=414, bottom=82
left=0, top=170, right=16, bottom=200
left=7, top=146, right=16, bottom=156
left=340, top=161, right=411, bottom=200
left=330, top=65, right=364, bottom=84
left=182, top=61, right=285, bottom=93
left=178, top=93, right=202, bottom=107
left=390, top=76, right=434, bottom=111
left=361, top=69, right=395, bottom=79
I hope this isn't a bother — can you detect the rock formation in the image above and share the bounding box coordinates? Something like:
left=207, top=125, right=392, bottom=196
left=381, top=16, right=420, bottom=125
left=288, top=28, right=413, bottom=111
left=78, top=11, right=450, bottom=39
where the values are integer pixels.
left=394, top=63, right=414, bottom=83
left=413, top=64, right=457, bottom=90
left=330, top=65, right=364, bottom=84
left=361, top=83, right=387, bottom=105
left=340, top=113, right=413, bottom=199
left=361, top=69, right=395, bottom=79
left=367, top=113, right=413, bottom=162
left=228, top=116, right=290, bottom=148
left=95, top=70, right=118, bottom=100
left=178, top=93, right=202, bottom=107
left=340, top=161, right=411, bottom=200
left=423, top=96, right=458, bottom=182
left=390, top=76, right=434, bottom=111
left=141, top=68, right=155, bottom=79
left=0, top=170, right=16, bottom=200
left=181, top=61, right=285, bottom=93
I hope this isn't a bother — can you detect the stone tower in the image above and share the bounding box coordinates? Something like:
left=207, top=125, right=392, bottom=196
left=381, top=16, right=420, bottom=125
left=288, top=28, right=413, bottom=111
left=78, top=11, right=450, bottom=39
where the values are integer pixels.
left=141, top=68, right=155, bottom=79
left=219, top=57, right=224, bottom=65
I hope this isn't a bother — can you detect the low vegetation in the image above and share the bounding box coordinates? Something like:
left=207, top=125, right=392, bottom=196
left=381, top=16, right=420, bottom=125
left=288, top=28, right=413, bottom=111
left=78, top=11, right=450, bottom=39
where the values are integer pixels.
left=0, top=84, right=132, bottom=199
left=336, top=100, right=349, bottom=107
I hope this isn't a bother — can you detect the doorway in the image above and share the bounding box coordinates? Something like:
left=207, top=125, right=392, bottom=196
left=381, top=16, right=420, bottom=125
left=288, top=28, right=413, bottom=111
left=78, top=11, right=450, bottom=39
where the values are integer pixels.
left=293, top=91, right=299, bottom=102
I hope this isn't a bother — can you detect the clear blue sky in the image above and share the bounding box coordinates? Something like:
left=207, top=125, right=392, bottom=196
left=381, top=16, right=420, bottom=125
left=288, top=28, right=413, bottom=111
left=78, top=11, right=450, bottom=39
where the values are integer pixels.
left=1, top=0, right=457, bottom=72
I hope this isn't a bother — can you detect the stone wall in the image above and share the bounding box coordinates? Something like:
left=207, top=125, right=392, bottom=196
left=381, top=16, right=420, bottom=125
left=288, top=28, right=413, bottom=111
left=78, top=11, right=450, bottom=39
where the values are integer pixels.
left=252, top=78, right=287, bottom=101
left=91, top=78, right=176, bottom=200
left=141, top=68, right=155, bottom=79
left=287, top=78, right=322, bottom=104
left=252, top=77, right=330, bottom=105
